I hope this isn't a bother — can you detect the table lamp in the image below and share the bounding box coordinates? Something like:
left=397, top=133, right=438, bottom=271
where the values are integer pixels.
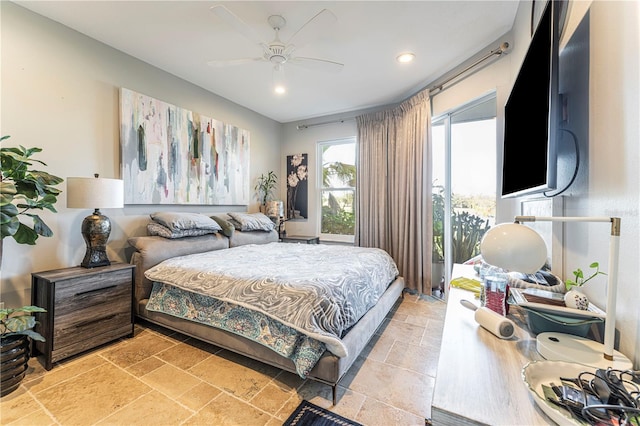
left=480, top=215, right=632, bottom=369
left=265, top=200, right=284, bottom=221
left=67, top=174, right=123, bottom=268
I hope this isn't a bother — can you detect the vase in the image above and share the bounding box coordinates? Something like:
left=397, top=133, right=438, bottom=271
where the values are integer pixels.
left=564, top=288, right=589, bottom=310
left=1, top=335, right=31, bottom=397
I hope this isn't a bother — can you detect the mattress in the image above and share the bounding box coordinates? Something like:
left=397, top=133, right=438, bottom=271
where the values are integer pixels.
left=143, top=242, right=399, bottom=374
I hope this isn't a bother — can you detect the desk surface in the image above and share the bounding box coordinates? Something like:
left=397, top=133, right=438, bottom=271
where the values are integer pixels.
left=431, top=264, right=549, bottom=425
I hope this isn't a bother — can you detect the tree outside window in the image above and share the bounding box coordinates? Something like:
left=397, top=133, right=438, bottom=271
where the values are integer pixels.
left=318, top=139, right=356, bottom=242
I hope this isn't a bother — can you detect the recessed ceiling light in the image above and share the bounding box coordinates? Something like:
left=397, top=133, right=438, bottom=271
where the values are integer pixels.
left=396, top=52, right=415, bottom=63
left=274, top=85, right=286, bottom=95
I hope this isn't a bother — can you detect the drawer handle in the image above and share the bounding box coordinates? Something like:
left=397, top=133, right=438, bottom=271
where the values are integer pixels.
left=74, top=285, right=117, bottom=297
left=76, top=314, right=117, bottom=328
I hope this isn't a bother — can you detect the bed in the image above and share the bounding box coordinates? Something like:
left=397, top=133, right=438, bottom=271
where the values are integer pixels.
left=128, top=212, right=404, bottom=404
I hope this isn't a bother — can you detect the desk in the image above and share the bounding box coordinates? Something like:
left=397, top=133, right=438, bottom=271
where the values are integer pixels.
left=431, top=264, right=548, bottom=425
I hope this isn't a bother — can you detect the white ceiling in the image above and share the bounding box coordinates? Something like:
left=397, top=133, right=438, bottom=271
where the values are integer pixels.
left=14, top=1, right=518, bottom=123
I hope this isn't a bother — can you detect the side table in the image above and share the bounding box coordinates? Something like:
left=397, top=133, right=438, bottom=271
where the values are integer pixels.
left=31, top=262, right=135, bottom=370
left=281, top=235, right=320, bottom=244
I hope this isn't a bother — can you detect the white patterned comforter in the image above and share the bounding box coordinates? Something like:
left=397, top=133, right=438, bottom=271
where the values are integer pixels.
left=144, top=242, right=399, bottom=357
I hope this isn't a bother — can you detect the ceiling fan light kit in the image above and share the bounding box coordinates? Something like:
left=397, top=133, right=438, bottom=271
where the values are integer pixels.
left=209, top=5, right=344, bottom=93
left=273, top=64, right=286, bottom=95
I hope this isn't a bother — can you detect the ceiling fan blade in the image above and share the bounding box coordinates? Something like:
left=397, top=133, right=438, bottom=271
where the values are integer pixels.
left=286, top=9, right=337, bottom=51
left=288, top=57, right=344, bottom=73
left=210, top=5, right=267, bottom=47
left=207, top=57, right=264, bottom=68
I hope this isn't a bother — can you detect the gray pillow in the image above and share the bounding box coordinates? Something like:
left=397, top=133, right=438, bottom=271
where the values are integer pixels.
left=211, top=215, right=235, bottom=237
left=147, top=222, right=217, bottom=239
left=227, top=212, right=276, bottom=232
left=150, top=212, right=222, bottom=232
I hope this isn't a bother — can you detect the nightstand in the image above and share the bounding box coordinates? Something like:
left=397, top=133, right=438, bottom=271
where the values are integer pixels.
left=31, top=262, right=135, bottom=370
left=281, top=235, right=320, bottom=244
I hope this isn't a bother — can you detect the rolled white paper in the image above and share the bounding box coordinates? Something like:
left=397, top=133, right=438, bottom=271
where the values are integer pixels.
left=474, top=306, right=515, bottom=339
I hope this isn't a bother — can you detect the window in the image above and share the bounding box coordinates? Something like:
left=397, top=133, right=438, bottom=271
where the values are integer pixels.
left=317, top=138, right=356, bottom=242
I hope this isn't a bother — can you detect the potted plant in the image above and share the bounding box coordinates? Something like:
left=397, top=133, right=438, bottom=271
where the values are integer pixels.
left=1, top=135, right=64, bottom=263
left=0, top=305, right=46, bottom=396
left=254, top=171, right=277, bottom=211
left=564, top=262, right=606, bottom=310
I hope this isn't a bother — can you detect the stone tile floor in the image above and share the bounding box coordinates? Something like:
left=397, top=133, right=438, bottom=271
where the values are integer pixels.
left=1, top=293, right=445, bottom=425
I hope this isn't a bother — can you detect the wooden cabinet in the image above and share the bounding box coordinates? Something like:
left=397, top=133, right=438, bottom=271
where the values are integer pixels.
left=31, top=263, right=135, bottom=370
left=431, top=264, right=548, bottom=425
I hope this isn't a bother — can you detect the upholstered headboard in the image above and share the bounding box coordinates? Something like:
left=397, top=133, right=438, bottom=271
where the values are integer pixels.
left=128, top=228, right=279, bottom=313
left=128, top=233, right=229, bottom=309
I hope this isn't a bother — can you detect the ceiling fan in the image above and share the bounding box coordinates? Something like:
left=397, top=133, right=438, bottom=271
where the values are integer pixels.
left=207, top=5, right=344, bottom=76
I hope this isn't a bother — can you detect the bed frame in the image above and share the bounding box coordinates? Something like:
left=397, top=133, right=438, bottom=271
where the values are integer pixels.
left=127, top=230, right=404, bottom=405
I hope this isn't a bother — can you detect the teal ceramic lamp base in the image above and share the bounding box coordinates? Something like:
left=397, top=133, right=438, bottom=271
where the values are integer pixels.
left=537, top=332, right=633, bottom=370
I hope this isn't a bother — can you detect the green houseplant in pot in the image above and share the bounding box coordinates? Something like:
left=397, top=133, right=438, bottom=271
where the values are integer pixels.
left=1, top=135, right=64, bottom=259
left=254, top=171, right=277, bottom=212
left=1, top=135, right=60, bottom=395
left=564, top=262, right=606, bottom=310
left=1, top=305, right=46, bottom=396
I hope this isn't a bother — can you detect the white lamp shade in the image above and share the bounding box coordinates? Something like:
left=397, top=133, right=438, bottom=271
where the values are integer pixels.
left=67, top=177, right=124, bottom=209
left=480, top=223, right=547, bottom=274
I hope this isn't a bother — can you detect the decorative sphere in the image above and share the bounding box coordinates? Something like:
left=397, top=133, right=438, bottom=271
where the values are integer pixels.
left=480, top=223, right=547, bottom=274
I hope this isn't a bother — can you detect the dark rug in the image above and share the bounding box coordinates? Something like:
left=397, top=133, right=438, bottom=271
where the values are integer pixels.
left=283, top=400, right=363, bottom=426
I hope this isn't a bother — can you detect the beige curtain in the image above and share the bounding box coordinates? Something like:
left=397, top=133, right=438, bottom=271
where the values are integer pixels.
left=355, top=89, right=433, bottom=294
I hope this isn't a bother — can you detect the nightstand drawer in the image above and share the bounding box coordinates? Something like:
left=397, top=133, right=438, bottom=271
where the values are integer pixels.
left=54, top=270, right=131, bottom=316
left=53, top=279, right=131, bottom=349
left=53, top=310, right=131, bottom=351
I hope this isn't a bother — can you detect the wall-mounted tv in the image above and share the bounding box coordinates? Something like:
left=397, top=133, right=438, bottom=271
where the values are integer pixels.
left=501, top=0, right=565, bottom=198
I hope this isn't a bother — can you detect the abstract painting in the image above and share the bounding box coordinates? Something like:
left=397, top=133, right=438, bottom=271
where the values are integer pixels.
left=120, top=88, right=250, bottom=205
left=286, top=153, right=308, bottom=219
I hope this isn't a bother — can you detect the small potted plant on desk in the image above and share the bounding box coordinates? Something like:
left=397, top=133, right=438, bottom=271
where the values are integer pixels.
left=564, top=262, right=606, bottom=310
left=1, top=305, right=46, bottom=397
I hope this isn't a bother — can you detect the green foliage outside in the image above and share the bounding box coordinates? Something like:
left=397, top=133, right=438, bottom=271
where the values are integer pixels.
left=433, top=184, right=492, bottom=264
left=321, top=149, right=356, bottom=235
left=322, top=203, right=355, bottom=235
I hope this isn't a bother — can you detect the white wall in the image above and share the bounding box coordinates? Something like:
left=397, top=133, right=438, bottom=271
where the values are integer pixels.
left=566, top=0, right=639, bottom=365
left=1, top=3, right=281, bottom=306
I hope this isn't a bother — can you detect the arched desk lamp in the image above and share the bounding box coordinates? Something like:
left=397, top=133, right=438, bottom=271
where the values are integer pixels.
left=480, top=216, right=632, bottom=370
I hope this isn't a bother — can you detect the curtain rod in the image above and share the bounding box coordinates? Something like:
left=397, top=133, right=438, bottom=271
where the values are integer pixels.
left=428, top=42, right=510, bottom=95
left=296, top=41, right=510, bottom=130
left=296, top=118, right=353, bottom=130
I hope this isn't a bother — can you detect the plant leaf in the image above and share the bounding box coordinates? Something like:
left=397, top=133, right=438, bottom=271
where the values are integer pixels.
left=0, top=215, right=19, bottom=238
left=3, top=315, right=37, bottom=333
left=20, top=329, right=46, bottom=342
left=29, top=214, right=53, bottom=237
left=11, top=223, right=38, bottom=244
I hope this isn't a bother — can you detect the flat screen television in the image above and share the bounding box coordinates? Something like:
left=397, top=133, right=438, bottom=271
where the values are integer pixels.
left=501, top=0, right=564, bottom=198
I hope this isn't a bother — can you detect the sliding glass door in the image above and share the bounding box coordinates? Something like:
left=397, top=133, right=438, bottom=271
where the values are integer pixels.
left=431, top=94, right=497, bottom=298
